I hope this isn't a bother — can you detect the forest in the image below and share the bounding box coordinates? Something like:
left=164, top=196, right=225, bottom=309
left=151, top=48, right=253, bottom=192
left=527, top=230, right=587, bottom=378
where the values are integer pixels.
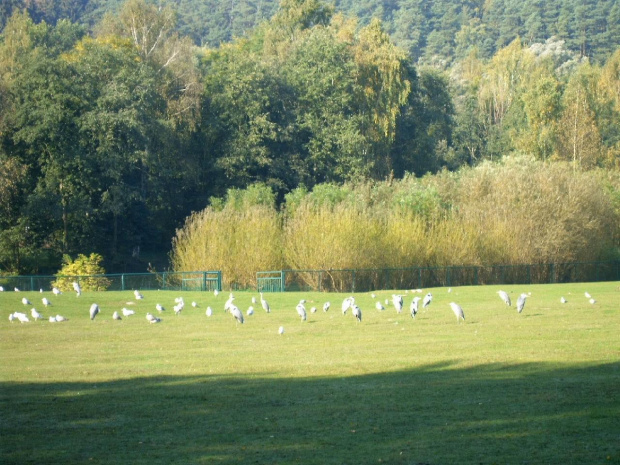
left=0, top=0, right=619, bottom=276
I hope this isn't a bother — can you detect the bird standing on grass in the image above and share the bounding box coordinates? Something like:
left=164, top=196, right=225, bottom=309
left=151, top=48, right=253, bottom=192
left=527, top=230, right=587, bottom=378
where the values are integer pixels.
left=42, top=297, right=51, bottom=307
left=323, top=302, right=330, bottom=312
left=21, top=297, right=30, bottom=306
left=296, top=301, right=307, bottom=321
left=122, top=308, right=135, bottom=317
left=376, top=301, right=385, bottom=311
left=497, top=290, right=511, bottom=306
left=113, top=311, right=122, bottom=320
left=260, top=292, right=270, bottom=313
left=449, top=302, right=465, bottom=322
left=156, top=303, right=165, bottom=313
left=73, top=281, right=81, bottom=296
left=423, top=293, right=433, bottom=309
left=342, top=297, right=354, bottom=315
left=410, top=296, right=421, bottom=318
left=516, top=294, right=528, bottom=313
left=352, top=304, right=362, bottom=323
left=392, top=294, right=403, bottom=313
left=90, top=303, right=100, bottom=320
left=230, top=305, right=244, bottom=325
left=31, top=308, right=43, bottom=321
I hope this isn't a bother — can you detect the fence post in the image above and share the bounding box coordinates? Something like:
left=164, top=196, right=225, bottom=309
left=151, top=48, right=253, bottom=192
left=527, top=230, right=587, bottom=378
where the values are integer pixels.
left=352, top=270, right=356, bottom=293
left=162, top=272, right=167, bottom=290
left=121, top=274, right=125, bottom=291
left=527, top=265, right=531, bottom=284
left=281, top=271, right=286, bottom=292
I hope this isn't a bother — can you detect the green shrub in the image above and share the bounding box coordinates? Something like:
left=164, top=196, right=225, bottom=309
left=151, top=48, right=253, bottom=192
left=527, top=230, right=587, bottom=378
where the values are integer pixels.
left=52, top=253, right=111, bottom=291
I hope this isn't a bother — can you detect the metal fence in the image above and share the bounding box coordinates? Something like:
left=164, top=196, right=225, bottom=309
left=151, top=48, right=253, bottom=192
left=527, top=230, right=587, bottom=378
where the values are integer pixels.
left=0, top=271, right=222, bottom=292
left=258, top=261, right=620, bottom=292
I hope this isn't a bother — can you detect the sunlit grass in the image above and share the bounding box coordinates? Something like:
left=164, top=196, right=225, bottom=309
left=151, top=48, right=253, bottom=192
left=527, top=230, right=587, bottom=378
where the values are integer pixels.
left=1, top=282, right=619, bottom=464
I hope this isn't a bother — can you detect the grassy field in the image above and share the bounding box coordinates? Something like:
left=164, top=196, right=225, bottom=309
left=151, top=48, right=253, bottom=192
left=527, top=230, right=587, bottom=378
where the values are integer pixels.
left=1, top=282, right=619, bottom=464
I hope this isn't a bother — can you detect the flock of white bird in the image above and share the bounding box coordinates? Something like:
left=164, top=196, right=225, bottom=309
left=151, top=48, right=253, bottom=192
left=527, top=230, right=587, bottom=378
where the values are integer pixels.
left=2, top=282, right=599, bottom=330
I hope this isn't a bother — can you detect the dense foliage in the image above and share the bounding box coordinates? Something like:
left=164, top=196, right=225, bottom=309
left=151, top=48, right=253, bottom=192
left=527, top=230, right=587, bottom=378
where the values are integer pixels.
left=2, top=0, right=619, bottom=65
left=0, top=0, right=619, bottom=275
left=171, top=159, right=620, bottom=289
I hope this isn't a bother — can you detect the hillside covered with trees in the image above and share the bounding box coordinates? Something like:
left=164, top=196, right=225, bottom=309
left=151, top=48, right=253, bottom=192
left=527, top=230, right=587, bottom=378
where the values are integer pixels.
left=0, top=0, right=619, bottom=275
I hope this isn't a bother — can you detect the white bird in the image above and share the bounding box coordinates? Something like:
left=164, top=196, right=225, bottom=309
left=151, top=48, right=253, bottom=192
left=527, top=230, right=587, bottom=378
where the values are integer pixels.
left=72, top=281, right=81, bottom=296
left=323, top=302, right=330, bottom=312
left=352, top=304, right=362, bottom=323
left=146, top=312, right=156, bottom=322
left=310, top=306, right=317, bottom=313
left=52, top=287, right=62, bottom=295
left=0, top=286, right=4, bottom=291
left=449, top=302, right=465, bottom=322
left=342, top=297, right=354, bottom=315
left=278, top=326, right=284, bottom=335
left=589, top=298, right=596, bottom=304
left=134, top=290, right=144, bottom=300
left=174, top=296, right=184, bottom=304
left=48, top=316, right=57, bottom=322
left=155, top=303, right=165, bottom=313
left=206, top=306, right=213, bottom=317
left=31, top=308, right=43, bottom=320
left=296, top=302, right=307, bottom=321
left=371, top=293, right=376, bottom=299
left=42, top=297, right=51, bottom=307
left=9, top=313, right=15, bottom=322
left=214, top=289, right=219, bottom=297
left=229, top=305, right=244, bottom=325
left=16, top=313, right=30, bottom=323
left=410, top=296, right=421, bottom=318
left=516, top=293, right=528, bottom=313
left=251, top=296, right=257, bottom=304
left=497, top=290, right=511, bottom=306
left=150, top=316, right=161, bottom=323
left=392, top=294, right=403, bottom=313
left=174, top=304, right=183, bottom=315
left=247, top=306, right=254, bottom=316
left=122, top=308, right=135, bottom=317
left=260, top=292, right=270, bottom=313
left=21, top=297, right=30, bottom=305
left=40, top=288, right=43, bottom=293
left=375, top=301, right=385, bottom=311
left=55, top=314, right=67, bottom=322
left=584, top=291, right=591, bottom=299
left=560, top=297, right=567, bottom=304
left=90, top=303, right=100, bottom=320
left=423, top=293, right=433, bottom=308
left=191, top=301, right=198, bottom=308
left=14, top=287, right=19, bottom=292
left=113, top=311, right=122, bottom=320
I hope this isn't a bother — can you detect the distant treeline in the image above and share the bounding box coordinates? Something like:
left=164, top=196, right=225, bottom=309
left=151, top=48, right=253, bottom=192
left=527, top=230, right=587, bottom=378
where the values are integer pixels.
left=171, top=158, right=620, bottom=289
left=0, top=0, right=619, bottom=275
left=2, top=0, right=619, bottom=64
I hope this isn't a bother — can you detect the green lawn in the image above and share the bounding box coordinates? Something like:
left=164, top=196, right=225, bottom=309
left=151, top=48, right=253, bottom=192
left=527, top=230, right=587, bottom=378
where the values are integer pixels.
left=1, top=282, right=619, bottom=464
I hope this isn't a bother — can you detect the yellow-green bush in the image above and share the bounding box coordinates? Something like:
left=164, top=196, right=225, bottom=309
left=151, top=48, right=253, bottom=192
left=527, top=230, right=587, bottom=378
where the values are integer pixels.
left=171, top=185, right=284, bottom=289
left=52, top=253, right=111, bottom=291
left=170, top=158, right=619, bottom=289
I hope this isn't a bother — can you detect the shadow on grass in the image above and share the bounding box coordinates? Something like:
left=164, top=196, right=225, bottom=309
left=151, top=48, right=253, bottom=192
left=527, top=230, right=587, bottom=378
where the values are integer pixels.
left=1, top=362, right=618, bottom=464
